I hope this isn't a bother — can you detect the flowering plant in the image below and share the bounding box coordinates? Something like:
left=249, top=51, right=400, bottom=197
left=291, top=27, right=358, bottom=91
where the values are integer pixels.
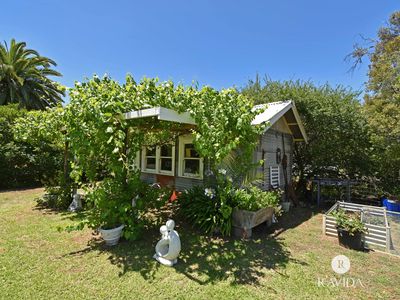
left=204, top=188, right=216, bottom=199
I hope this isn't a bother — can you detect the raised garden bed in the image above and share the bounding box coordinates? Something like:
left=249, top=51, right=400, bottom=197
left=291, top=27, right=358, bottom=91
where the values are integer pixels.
left=232, top=207, right=274, bottom=238
left=323, top=201, right=392, bottom=252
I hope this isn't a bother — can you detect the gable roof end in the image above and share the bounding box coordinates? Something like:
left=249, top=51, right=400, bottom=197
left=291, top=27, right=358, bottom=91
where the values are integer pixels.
left=251, top=100, right=308, bottom=143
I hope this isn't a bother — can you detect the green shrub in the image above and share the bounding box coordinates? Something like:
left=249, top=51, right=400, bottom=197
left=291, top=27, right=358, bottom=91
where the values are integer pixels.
left=178, top=170, right=283, bottom=236
left=233, top=186, right=282, bottom=211
left=178, top=185, right=233, bottom=236
left=331, top=209, right=367, bottom=236
left=36, top=173, right=73, bottom=210
left=67, top=174, right=169, bottom=240
left=0, top=104, right=62, bottom=189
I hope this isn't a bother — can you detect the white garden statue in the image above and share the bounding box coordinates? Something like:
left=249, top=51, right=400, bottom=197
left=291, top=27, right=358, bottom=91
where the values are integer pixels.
left=153, top=219, right=181, bottom=267
left=68, top=193, right=82, bottom=212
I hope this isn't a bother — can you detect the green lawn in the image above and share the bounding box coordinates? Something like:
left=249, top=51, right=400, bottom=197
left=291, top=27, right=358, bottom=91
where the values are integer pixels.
left=0, top=188, right=399, bottom=300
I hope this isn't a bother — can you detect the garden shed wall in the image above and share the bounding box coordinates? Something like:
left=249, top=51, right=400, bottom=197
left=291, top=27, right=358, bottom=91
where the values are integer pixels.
left=254, top=128, right=294, bottom=191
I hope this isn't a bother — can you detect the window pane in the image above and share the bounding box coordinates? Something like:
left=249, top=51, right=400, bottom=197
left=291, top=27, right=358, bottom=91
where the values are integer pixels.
left=146, top=157, right=156, bottom=169
left=146, top=147, right=156, bottom=156
left=184, top=144, right=199, bottom=158
left=184, top=159, right=200, bottom=175
left=160, top=158, right=173, bottom=171
left=161, top=144, right=173, bottom=157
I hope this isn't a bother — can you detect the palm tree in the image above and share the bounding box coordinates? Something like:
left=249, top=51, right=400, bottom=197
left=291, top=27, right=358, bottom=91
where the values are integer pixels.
left=0, top=39, right=64, bottom=109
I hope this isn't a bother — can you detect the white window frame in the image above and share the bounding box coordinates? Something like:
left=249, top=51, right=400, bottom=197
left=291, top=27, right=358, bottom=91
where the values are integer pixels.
left=159, top=144, right=175, bottom=175
left=142, top=146, right=158, bottom=174
left=141, top=144, right=175, bottom=176
left=178, top=135, right=203, bottom=179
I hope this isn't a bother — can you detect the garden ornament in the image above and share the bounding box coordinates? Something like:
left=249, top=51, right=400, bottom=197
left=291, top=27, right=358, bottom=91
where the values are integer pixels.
left=153, top=219, right=181, bottom=267
left=68, top=193, right=82, bottom=212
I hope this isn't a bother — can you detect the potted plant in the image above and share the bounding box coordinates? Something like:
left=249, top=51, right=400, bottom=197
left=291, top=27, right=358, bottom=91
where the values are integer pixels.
left=83, top=177, right=156, bottom=246
left=65, top=175, right=166, bottom=245
left=85, top=181, right=127, bottom=246
left=281, top=201, right=291, bottom=212
left=231, top=186, right=281, bottom=238
left=331, top=209, right=367, bottom=250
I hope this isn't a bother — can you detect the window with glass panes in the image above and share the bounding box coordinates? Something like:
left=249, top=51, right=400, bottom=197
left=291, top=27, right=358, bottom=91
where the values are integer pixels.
left=178, top=135, right=203, bottom=179
left=141, top=144, right=175, bottom=175
left=159, top=144, right=174, bottom=175
left=142, top=147, right=157, bottom=172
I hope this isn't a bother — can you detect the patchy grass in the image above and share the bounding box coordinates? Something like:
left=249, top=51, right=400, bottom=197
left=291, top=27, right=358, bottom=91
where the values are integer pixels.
left=0, top=188, right=399, bottom=299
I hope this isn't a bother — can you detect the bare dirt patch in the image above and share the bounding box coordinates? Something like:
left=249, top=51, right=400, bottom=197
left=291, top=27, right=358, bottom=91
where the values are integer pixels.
left=71, top=231, right=97, bottom=245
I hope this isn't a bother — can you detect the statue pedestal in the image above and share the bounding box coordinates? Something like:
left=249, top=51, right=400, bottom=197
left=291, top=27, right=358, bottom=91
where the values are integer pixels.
left=153, top=254, right=178, bottom=267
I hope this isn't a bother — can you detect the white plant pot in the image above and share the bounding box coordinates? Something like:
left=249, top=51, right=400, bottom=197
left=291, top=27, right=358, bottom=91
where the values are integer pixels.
left=281, top=202, right=291, bottom=212
left=99, top=224, right=124, bottom=246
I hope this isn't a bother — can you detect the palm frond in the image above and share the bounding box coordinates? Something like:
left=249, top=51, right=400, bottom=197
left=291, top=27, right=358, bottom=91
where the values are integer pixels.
left=0, top=39, right=63, bottom=109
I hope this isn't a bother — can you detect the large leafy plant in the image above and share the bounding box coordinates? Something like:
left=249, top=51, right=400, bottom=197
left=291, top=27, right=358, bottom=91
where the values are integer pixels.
left=331, top=209, right=367, bottom=236
left=76, top=175, right=167, bottom=240
left=233, top=186, right=282, bottom=212
left=178, top=184, right=234, bottom=236
left=178, top=169, right=281, bottom=236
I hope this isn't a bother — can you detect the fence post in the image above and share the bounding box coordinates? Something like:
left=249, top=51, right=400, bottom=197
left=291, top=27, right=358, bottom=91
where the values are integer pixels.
left=386, top=226, right=391, bottom=252
left=322, top=214, right=326, bottom=235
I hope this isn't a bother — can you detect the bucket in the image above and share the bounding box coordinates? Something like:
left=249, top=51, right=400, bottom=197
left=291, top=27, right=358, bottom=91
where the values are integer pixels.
left=383, top=198, right=400, bottom=212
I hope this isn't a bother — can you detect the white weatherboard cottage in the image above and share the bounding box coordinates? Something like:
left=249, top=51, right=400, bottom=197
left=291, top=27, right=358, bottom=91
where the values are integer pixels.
left=124, top=100, right=308, bottom=191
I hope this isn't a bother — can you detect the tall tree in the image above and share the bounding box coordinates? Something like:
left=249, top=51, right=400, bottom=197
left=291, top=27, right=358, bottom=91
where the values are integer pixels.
left=0, top=39, right=64, bottom=110
left=350, top=11, right=400, bottom=194
left=242, top=77, right=372, bottom=195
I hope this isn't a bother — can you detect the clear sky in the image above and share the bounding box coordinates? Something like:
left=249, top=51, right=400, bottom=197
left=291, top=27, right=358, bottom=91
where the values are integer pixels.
left=1, top=0, right=398, bottom=96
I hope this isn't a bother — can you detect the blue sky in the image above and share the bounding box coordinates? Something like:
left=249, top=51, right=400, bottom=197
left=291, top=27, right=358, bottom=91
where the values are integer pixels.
left=1, top=0, right=398, bottom=97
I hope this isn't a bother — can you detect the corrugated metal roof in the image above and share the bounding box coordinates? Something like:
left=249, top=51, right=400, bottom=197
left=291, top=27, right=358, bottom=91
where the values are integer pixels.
left=251, top=101, right=292, bottom=125
left=124, top=100, right=307, bottom=142
left=252, top=100, right=308, bottom=142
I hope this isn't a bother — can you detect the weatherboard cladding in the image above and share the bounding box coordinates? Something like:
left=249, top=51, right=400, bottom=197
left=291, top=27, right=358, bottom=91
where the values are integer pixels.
left=140, top=128, right=294, bottom=191
left=256, top=129, right=293, bottom=191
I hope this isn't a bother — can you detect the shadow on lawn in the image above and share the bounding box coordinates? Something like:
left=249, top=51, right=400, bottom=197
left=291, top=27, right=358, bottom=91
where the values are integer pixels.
left=65, top=218, right=307, bottom=286
left=268, top=206, right=320, bottom=238
left=174, top=233, right=303, bottom=285
left=60, top=205, right=313, bottom=286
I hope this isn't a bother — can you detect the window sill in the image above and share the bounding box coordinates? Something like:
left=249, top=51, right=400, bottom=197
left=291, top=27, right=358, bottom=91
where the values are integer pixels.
left=142, top=170, right=175, bottom=176
left=178, top=174, right=203, bottom=180
left=142, top=169, right=158, bottom=174
left=159, top=170, right=175, bottom=176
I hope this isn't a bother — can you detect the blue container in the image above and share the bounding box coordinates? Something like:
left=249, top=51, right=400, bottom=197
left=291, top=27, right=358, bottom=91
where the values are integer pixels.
left=383, top=198, right=400, bottom=212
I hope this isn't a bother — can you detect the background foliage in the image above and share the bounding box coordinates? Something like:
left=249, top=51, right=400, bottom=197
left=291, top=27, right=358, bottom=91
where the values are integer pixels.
left=242, top=78, right=372, bottom=196
left=0, top=104, right=62, bottom=189
left=351, top=11, right=400, bottom=195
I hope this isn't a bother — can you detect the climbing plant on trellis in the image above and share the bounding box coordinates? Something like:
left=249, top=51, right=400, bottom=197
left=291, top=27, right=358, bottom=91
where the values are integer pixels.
left=15, top=75, right=266, bottom=239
